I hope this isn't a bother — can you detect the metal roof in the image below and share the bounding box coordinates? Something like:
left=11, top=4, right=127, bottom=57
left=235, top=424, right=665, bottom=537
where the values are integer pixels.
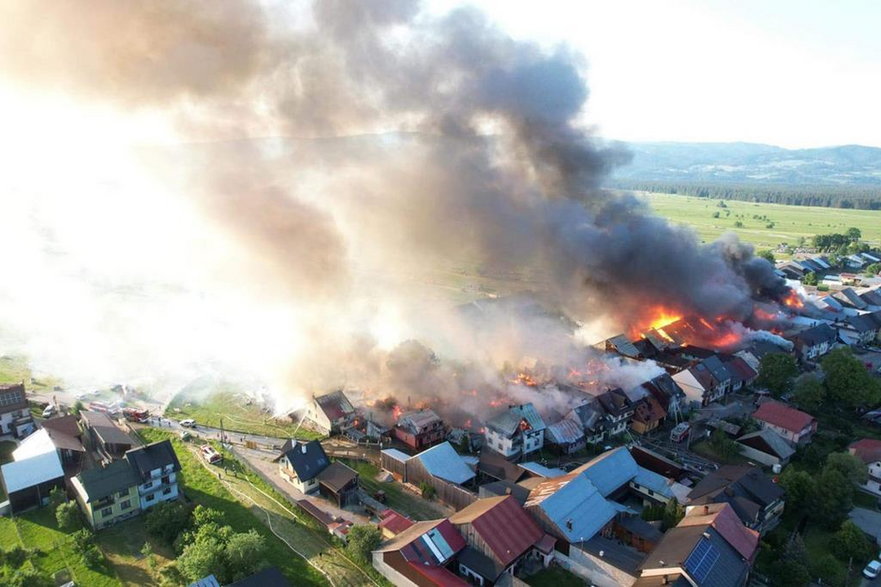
left=13, top=429, right=57, bottom=460
left=526, top=473, right=616, bottom=543
left=449, top=495, right=543, bottom=569
left=518, top=462, right=566, bottom=479
left=1, top=450, right=63, bottom=493
left=415, top=441, right=475, bottom=485
left=573, top=447, right=638, bottom=497
left=381, top=448, right=411, bottom=463
left=486, top=403, right=545, bottom=437
left=633, top=467, right=674, bottom=499
left=74, top=459, right=140, bottom=502
left=545, top=418, right=585, bottom=445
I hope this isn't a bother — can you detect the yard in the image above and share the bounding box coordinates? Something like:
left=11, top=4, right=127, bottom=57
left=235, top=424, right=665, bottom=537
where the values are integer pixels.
left=165, top=389, right=322, bottom=440
left=689, top=440, right=751, bottom=466
left=343, top=459, right=452, bottom=521
left=0, top=354, right=62, bottom=391
left=526, top=565, right=587, bottom=587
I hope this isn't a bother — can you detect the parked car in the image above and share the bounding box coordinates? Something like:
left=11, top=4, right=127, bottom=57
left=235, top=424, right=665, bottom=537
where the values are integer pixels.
left=863, top=559, right=881, bottom=580
left=200, top=445, right=222, bottom=465
left=180, top=419, right=196, bottom=428
left=41, top=405, right=56, bottom=418
left=180, top=430, right=193, bottom=441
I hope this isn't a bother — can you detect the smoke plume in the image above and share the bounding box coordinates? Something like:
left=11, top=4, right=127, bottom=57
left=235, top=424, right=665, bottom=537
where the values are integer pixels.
left=0, top=0, right=790, bottom=416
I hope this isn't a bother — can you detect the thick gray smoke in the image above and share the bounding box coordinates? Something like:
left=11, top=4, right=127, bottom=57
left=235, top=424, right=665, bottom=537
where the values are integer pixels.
left=0, top=0, right=790, bottom=414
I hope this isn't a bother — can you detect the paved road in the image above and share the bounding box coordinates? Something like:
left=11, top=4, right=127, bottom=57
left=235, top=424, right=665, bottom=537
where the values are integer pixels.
left=850, top=507, right=881, bottom=545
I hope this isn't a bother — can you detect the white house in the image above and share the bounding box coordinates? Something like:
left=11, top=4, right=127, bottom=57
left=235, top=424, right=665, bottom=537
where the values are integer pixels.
left=849, top=439, right=881, bottom=497
left=485, top=403, right=545, bottom=459
left=273, top=439, right=329, bottom=494
left=304, top=390, right=355, bottom=435
left=125, top=440, right=181, bottom=510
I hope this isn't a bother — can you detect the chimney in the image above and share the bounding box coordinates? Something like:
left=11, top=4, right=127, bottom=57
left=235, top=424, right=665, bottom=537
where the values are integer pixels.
left=703, top=505, right=709, bottom=515
left=566, top=519, right=573, bottom=531
left=505, top=487, right=512, bottom=495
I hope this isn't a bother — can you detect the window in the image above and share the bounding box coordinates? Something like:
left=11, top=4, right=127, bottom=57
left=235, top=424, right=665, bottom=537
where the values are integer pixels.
left=161, top=475, right=170, bottom=485
left=120, top=500, right=131, bottom=510
left=145, top=493, right=155, bottom=502
left=162, top=487, right=172, bottom=495
left=101, top=507, right=112, bottom=517
left=118, top=490, right=128, bottom=498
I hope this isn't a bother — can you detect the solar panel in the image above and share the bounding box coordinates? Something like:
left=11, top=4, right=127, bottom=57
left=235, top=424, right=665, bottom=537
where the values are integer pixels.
left=685, top=537, right=720, bottom=584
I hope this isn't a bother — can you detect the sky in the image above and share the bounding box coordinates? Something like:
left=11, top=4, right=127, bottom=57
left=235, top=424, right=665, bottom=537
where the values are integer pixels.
left=450, top=0, right=881, bottom=148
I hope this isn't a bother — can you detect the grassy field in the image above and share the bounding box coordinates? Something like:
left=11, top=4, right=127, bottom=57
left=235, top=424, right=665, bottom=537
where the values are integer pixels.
left=640, top=191, right=881, bottom=252
left=166, top=390, right=323, bottom=441
left=0, top=355, right=62, bottom=391
left=139, top=428, right=387, bottom=586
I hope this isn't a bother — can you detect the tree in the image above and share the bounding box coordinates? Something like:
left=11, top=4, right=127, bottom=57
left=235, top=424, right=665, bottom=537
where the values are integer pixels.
left=47, top=487, right=65, bottom=510
left=225, top=530, right=266, bottom=582
left=757, top=353, right=799, bottom=397
left=809, top=553, right=845, bottom=586
left=847, top=227, right=862, bottom=241
left=72, top=400, right=84, bottom=415
left=177, top=536, right=226, bottom=583
left=825, top=452, right=868, bottom=485
left=346, top=524, right=382, bottom=562
left=662, top=499, right=685, bottom=530
left=866, top=262, right=881, bottom=276
left=821, top=347, right=881, bottom=408
left=757, top=249, right=775, bottom=263
left=768, top=533, right=810, bottom=587
left=734, top=220, right=744, bottom=228
left=830, top=520, right=874, bottom=563
left=5, top=567, right=52, bottom=587
left=56, top=500, right=82, bottom=530
left=778, top=468, right=815, bottom=516
left=419, top=481, right=436, bottom=499
left=801, top=271, right=819, bottom=286
left=792, top=377, right=825, bottom=412
left=145, top=500, right=192, bottom=547
left=810, top=468, right=853, bottom=529
left=709, top=428, right=741, bottom=460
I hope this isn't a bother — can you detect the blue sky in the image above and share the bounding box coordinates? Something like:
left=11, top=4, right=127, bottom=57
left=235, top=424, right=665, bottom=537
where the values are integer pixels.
left=453, top=0, right=881, bottom=148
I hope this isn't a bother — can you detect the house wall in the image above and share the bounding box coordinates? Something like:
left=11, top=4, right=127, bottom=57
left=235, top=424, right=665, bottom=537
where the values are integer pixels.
left=279, top=456, right=320, bottom=494
left=523, top=429, right=544, bottom=455
left=553, top=548, right=637, bottom=587
left=859, top=461, right=881, bottom=496
left=305, top=401, right=333, bottom=435
left=757, top=421, right=813, bottom=446
left=737, top=444, right=785, bottom=467
left=671, top=371, right=707, bottom=406
left=0, top=408, right=30, bottom=435
left=72, top=478, right=141, bottom=530
left=8, top=476, right=65, bottom=514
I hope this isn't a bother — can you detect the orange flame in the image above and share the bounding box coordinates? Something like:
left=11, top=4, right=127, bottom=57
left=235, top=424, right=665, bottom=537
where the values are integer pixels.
left=782, top=290, right=804, bottom=309
left=647, top=308, right=682, bottom=331
left=753, top=307, right=778, bottom=321
left=698, top=318, right=716, bottom=331
left=392, top=405, right=403, bottom=421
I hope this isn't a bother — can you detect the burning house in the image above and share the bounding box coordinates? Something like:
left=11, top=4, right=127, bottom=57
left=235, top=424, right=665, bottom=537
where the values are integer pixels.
left=303, top=390, right=356, bottom=436
left=483, top=403, right=545, bottom=460
left=394, top=409, right=446, bottom=451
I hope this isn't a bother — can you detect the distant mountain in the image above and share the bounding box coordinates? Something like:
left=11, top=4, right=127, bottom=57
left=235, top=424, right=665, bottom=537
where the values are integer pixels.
left=610, top=141, right=881, bottom=186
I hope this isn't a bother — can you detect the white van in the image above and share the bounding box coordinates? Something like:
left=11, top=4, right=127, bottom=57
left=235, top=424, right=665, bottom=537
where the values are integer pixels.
left=42, top=405, right=56, bottom=418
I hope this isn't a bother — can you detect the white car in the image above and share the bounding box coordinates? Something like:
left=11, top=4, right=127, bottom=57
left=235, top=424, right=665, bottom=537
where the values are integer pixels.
left=864, top=559, right=881, bottom=580
left=180, top=419, right=196, bottom=428
left=41, top=405, right=56, bottom=418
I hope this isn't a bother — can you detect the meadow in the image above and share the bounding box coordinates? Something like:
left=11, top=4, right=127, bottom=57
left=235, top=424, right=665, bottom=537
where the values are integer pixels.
left=639, top=191, right=881, bottom=253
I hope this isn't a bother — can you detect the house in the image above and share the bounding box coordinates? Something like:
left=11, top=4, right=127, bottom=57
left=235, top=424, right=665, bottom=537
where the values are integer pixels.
left=566, top=400, right=608, bottom=444
left=752, top=401, right=816, bottom=446
left=273, top=439, right=329, bottom=494
left=304, top=390, right=355, bottom=435
left=477, top=480, right=531, bottom=505
left=316, top=461, right=359, bottom=507
left=544, top=418, right=586, bottom=455
left=721, top=355, right=758, bottom=392
left=126, top=440, right=181, bottom=510
left=71, top=460, right=142, bottom=529
left=38, top=415, right=87, bottom=471
left=630, top=395, right=667, bottom=435
left=13, top=425, right=85, bottom=479
left=0, top=383, right=34, bottom=438
left=686, top=466, right=785, bottom=534
left=574, top=447, right=677, bottom=505
left=736, top=429, right=796, bottom=467
left=80, top=410, right=135, bottom=460
left=672, top=355, right=736, bottom=407
left=409, top=442, right=476, bottom=486
left=449, top=495, right=549, bottom=585
left=839, top=313, right=880, bottom=345
left=848, top=439, right=881, bottom=497
left=596, top=388, right=636, bottom=437
left=788, top=323, right=837, bottom=362
left=524, top=471, right=618, bottom=545
left=379, top=509, right=415, bottom=539
left=395, top=409, right=446, bottom=450
left=0, top=441, right=64, bottom=514
left=641, top=373, right=687, bottom=420
left=637, top=503, right=759, bottom=587
left=484, top=403, right=546, bottom=459
left=372, top=519, right=468, bottom=587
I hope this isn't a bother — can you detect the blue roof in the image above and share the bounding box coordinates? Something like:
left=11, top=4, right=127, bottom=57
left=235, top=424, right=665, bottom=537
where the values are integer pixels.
left=574, top=447, right=638, bottom=497
left=415, top=442, right=475, bottom=485
left=487, top=403, right=546, bottom=436
left=381, top=448, right=410, bottom=463
left=519, top=462, right=566, bottom=478
left=633, top=466, right=674, bottom=499
left=532, top=475, right=617, bottom=542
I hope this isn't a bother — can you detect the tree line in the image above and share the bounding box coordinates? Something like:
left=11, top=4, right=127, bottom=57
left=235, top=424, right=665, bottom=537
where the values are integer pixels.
left=612, top=180, right=881, bottom=210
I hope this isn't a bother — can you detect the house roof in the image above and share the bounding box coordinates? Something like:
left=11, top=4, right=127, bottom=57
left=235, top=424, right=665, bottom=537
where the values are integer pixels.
left=398, top=409, right=443, bottom=434
left=377, top=519, right=466, bottom=566
left=841, top=288, right=868, bottom=309
left=849, top=438, right=881, bottom=464
left=518, top=462, right=566, bottom=479
left=125, top=440, right=181, bottom=482
left=478, top=449, right=528, bottom=483
left=791, top=323, right=837, bottom=347
left=406, top=561, right=470, bottom=587
left=641, top=526, right=749, bottom=587
left=379, top=510, right=415, bottom=535
left=573, top=447, right=639, bottom=497
left=633, top=467, right=675, bottom=500
left=545, top=418, right=584, bottom=445
left=752, top=401, right=815, bottom=434
left=1, top=450, right=64, bottom=493
left=41, top=414, right=81, bottom=438
left=39, top=416, right=86, bottom=454
left=618, top=515, right=663, bottom=544
left=414, top=442, right=475, bottom=485
left=314, top=390, right=354, bottom=421
left=680, top=503, right=759, bottom=562
left=449, top=495, right=543, bottom=569
left=525, top=472, right=617, bottom=543
left=381, top=448, right=411, bottom=463
left=687, top=466, right=783, bottom=527
left=13, top=428, right=58, bottom=460
left=227, top=566, right=290, bottom=587
left=317, top=461, right=357, bottom=493
left=607, top=335, right=642, bottom=358
left=74, top=459, right=140, bottom=502
left=0, top=383, right=27, bottom=414
left=630, top=446, right=685, bottom=480
left=737, top=429, right=796, bottom=461
left=458, top=545, right=502, bottom=579
left=80, top=410, right=134, bottom=447
left=282, top=440, right=329, bottom=482
left=568, top=401, right=605, bottom=433
left=596, top=388, right=634, bottom=417
left=721, top=356, right=758, bottom=384
left=486, top=403, right=545, bottom=437
left=478, top=480, right=531, bottom=505
left=632, top=395, right=667, bottom=425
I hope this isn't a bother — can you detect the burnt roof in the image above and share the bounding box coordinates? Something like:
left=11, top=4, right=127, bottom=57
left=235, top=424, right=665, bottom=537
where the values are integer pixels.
left=314, top=390, right=355, bottom=421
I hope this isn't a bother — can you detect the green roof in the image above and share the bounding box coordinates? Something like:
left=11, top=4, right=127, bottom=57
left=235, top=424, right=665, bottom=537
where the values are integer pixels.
left=75, top=460, right=139, bottom=503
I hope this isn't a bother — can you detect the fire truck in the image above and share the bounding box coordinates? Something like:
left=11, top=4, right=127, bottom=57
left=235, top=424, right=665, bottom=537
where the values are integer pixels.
left=122, top=408, right=150, bottom=423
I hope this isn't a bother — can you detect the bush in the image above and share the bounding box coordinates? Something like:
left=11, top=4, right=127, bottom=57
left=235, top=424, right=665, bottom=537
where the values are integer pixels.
left=419, top=481, right=436, bottom=499
left=71, top=528, right=95, bottom=554
left=146, top=500, right=192, bottom=547
left=4, top=545, right=30, bottom=567
left=346, top=525, right=382, bottom=562
left=81, top=544, right=105, bottom=569
left=56, top=500, right=82, bottom=530
left=6, top=567, right=52, bottom=587
left=830, top=520, right=874, bottom=562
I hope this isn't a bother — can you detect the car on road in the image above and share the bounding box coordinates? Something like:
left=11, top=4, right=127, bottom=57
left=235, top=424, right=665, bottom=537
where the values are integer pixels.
left=180, top=419, right=196, bottom=428
left=864, top=559, right=881, bottom=580
left=180, top=430, right=193, bottom=441
left=41, top=405, right=56, bottom=418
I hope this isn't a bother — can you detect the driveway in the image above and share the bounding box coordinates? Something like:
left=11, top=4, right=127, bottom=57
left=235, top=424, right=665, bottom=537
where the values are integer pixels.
left=850, top=507, right=881, bottom=545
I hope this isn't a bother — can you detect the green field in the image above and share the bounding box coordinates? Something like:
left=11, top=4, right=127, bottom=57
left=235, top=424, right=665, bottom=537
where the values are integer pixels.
left=640, top=191, right=881, bottom=252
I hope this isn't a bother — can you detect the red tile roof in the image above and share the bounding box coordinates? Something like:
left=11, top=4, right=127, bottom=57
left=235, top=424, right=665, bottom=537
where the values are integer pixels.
left=849, top=438, right=881, bottom=464
left=379, top=510, right=415, bottom=535
left=449, top=496, right=543, bottom=568
left=407, top=562, right=470, bottom=587
left=752, top=401, right=814, bottom=434
left=680, top=503, right=759, bottom=562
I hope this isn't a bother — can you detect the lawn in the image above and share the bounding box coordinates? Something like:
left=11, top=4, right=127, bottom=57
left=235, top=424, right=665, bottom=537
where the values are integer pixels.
left=138, top=428, right=326, bottom=586
left=690, top=440, right=751, bottom=466
left=0, top=507, right=120, bottom=586
left=640, top=191, right=881, bottom=252
left=343, top=459, right=451, bottom=521
left=95, top=516, right=175, bottom=587
left=0, top=354, right=62, bottom=391
left=166, top=389, right=323, bottom=441
left=526, top=565, right=587, bottom=587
